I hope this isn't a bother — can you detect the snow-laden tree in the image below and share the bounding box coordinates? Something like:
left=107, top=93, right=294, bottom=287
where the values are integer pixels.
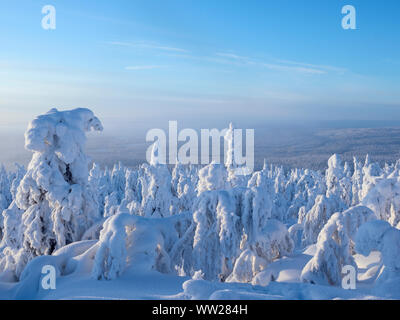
left=123, top=167, right=142, bottom=212
left=227, top=219, right=293, bottom=283
left=299, top=155, right=357, bottom=247
left=0, top=165, right=11, bottom=217
left=301, top=195, right=334, bottom=246
left=92, top=211, right=193, bottom=279
left=191, top=190, right=241, bottom=281
left=110, top=162, right=126, bottom=204
left=325, top=154, right=352, bottom=210
left=271, top=166, right=289, bottom=221
left=0, top=164, right=25, bottom=243
left=286, top=169, right=325, bottom=224
left=248, top=161, right=294, bottom=223
left=138, top=143, right=178, bottom=217
left=351, top=157, right=363, bottom=205
left=360, top=155, right=383, bottom=201
left=192, top=185, right=290, bottom=282
left=361, top=174, right=400, bottom=224
left=355, top=220, right=400, bottom=285
left=172, top=162, right=198, bottom=213
left=197, top=162, right=228, bottom=195
left=104, top=192, right=120, bottom=217
left=0, top=108, right=103, bottom=277
left=224, top=123, right=250, bottom=188
left=88, top=163, right=109, bottom=216
left=247, top=160, right=273, bottom=190
left=301, top=205, right=375, bottom=286
left=9, top=164, right=25, bottom=202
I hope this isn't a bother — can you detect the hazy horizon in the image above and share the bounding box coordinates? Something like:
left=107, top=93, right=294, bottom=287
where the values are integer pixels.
left=3, top=118, right=400, bottom=172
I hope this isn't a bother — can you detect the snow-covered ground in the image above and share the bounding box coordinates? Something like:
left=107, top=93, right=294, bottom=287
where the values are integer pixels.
left=0, top=245, right=387, bottom=300
left=1, top=108, right=400, bottom=300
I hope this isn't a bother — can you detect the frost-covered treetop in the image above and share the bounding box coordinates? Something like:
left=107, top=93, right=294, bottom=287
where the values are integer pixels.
left=25, top=108, right=103, bottom=164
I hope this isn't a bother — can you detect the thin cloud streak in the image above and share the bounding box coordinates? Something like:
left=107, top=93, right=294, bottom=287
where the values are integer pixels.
left=108, top=41, right=188, bottom=53
left=109, top=40, right=344, bottom=75
left=275, top=59, right=347, bottom=74
left=216, top=52, right=347, bottom=75
left=125, top=65, right=166, bottom=70
left=262, top=63, right=326, bottom=74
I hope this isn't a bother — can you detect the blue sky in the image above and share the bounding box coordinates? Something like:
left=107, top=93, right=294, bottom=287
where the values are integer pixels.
left=0, top=0, right=399, bottom=130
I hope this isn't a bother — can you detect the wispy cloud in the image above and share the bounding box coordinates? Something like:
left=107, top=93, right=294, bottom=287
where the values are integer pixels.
left=214, top=52, right=347, bottom=75
left=215, top=52, right=251, bottom=61
left=262, top=63, right=326, bottom=74
left=113, top=41, right=345, bottom=75
left=275, top=59, right=347, bottom=74
left=125, top=65, right=166, bottom=70
left=108, top=41, right=188, bottom=53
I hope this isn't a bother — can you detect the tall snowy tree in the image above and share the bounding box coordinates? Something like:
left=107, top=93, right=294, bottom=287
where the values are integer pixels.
left=0, top=108, right=103, bottom=277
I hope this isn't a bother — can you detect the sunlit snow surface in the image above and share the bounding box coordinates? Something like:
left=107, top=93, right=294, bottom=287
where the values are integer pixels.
left=0, top=246, right=386, bottom=300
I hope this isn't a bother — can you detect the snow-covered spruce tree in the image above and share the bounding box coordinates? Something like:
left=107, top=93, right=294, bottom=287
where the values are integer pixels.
left=247, top=160, right=292, bottom=223
left=138, top=142, right=178, bottom=218
left=100, top=162, right=128, bottom=217
left=325, top=154, right=352, bottom=210
left=196, top=161, right=228, bottom=195
left=300, top=205, right=375, bottom=286
left=191, top=189, right=241, bottom=281
left=0, top=165, right=25, bottom=242
left=247, top=160, right=274, bottom=191
left=0, top=108, right=103, bottom=277
left=300, top=154, right=353, bottom=246
left=285, top=169, right=326, bottom=248
left=355, top=219, right=400, bottom=285
left=360, top=155, right=383, bottom=201
left=224, top=123, right=250, bottom=188
left=9, top=164, right=25, bottom=202
left=361, top=174, right=400, bottom=225
left=172, top=162, right=198, bottom=213
left=192, top=173, right=291, bottom=282
left=227, top=218, right=293, bottom=283
left=123, top=167, right=143, bottom=214
left=104, top=192, right=120, bottom=217
left=110, top=162, right=126, bottom=204
left=271, top=166, right=289, bottom=222
left=88, top=163, right=108, bottom=216
left=0, top=165, right=12, bottom=217
left=286, top=169, right=325, bottom=224
left=301, top=195, right=334, bottom=246
left=351, top=157, right=363, bottom=206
